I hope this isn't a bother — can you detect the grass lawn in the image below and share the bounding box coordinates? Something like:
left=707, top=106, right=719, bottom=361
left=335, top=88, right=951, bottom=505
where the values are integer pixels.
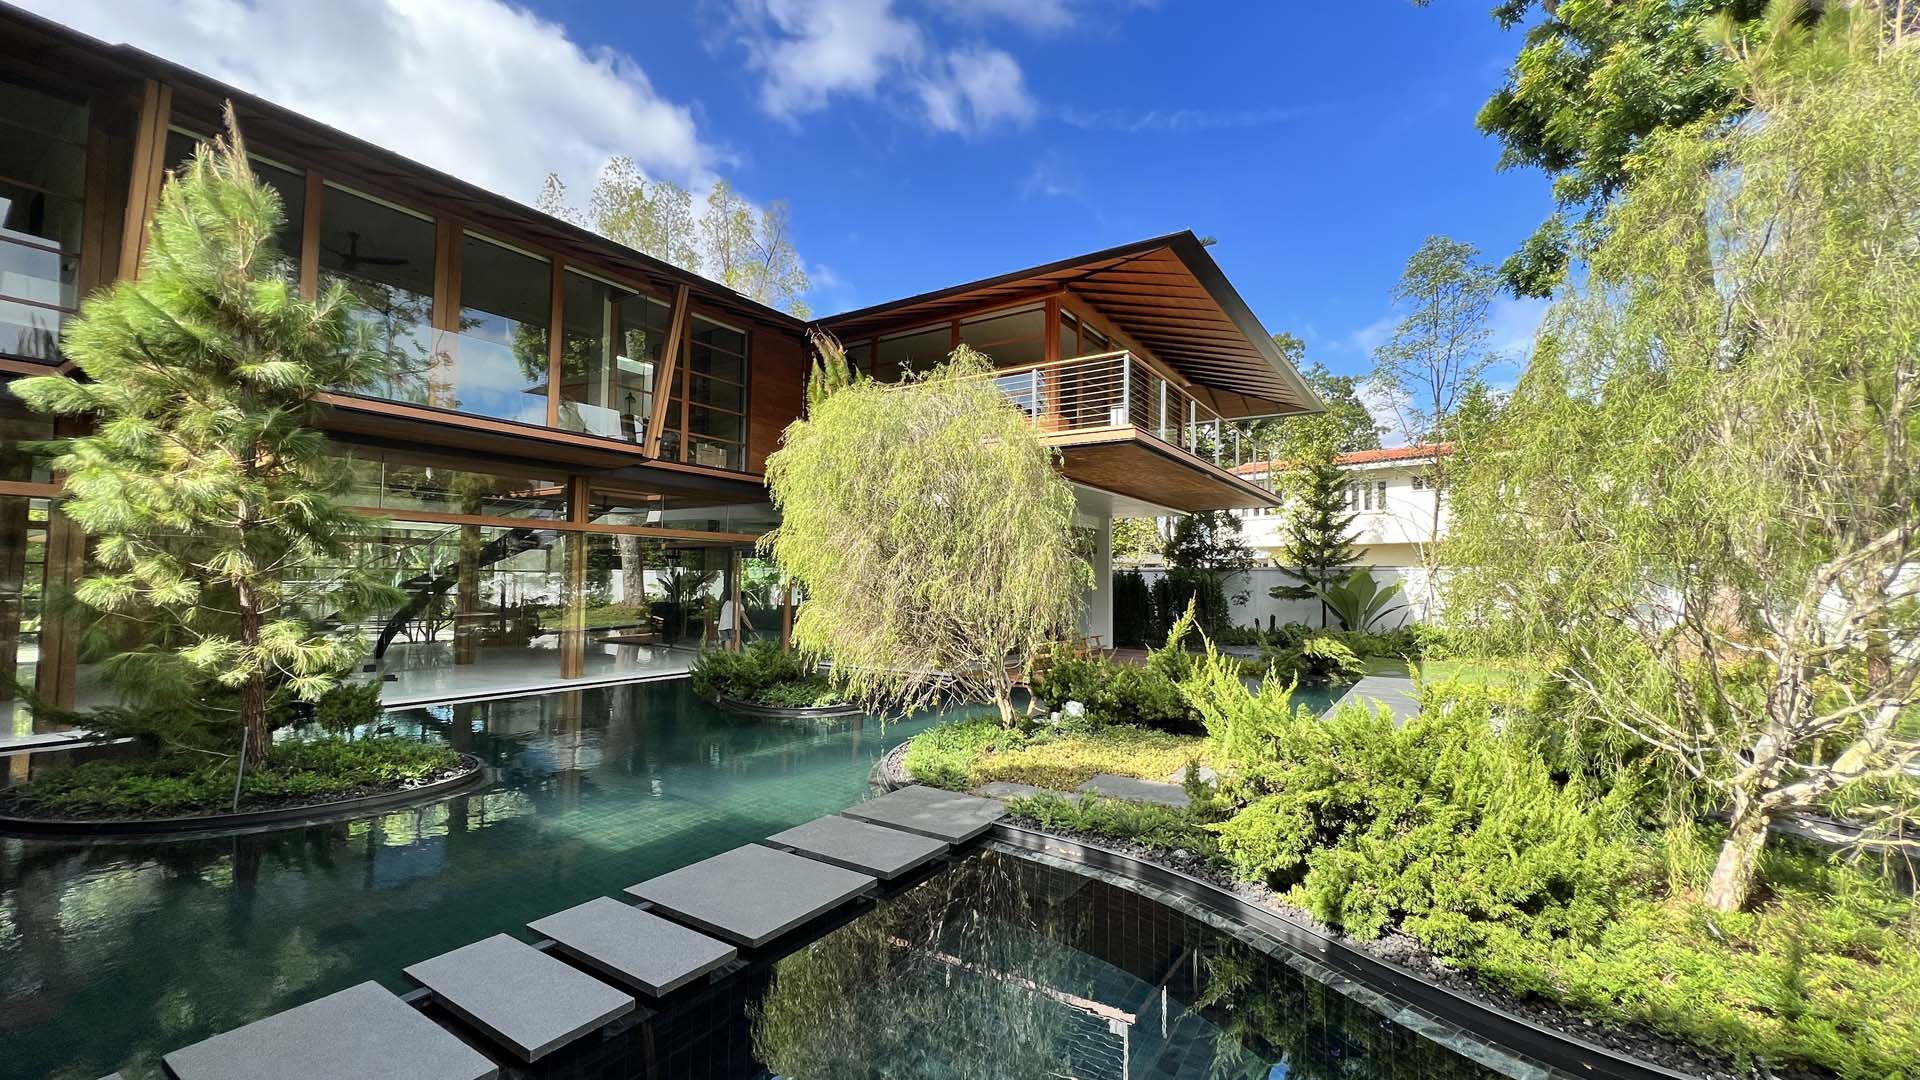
left=904, top=716, right=1205, bottom=792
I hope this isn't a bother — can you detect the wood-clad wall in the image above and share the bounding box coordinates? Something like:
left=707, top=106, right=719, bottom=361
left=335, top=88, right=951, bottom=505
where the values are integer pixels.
left=748, top=327, right=808, bottom=476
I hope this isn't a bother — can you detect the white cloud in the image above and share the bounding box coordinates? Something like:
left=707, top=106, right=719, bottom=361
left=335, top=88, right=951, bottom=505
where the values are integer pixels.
left=1056, top=103, right=1320, bottom=133
left=1486, top=294, right=1549, bottom=363
left=926, top=0, right=1079, bottom=33
left=23, top=0, right=721, bottom=205
left=727, top=0, right=1037, bottom=135
left=917, top=46, right=1035, bottom=133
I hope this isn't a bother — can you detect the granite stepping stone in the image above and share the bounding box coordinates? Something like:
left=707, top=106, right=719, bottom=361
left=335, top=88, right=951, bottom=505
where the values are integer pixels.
left=1076, top=772, right=1190, bottom=808
left=528, top=896, right=737, bottom=997
left=626, top=843, right=875, bottom=947
left=840, top=783, right=1007, bottom=842
left=768, top=814, right=948, bottom=879
left=163, top=980, right=499, bottom=1080
left=404, top=934, right=633, bottom=1062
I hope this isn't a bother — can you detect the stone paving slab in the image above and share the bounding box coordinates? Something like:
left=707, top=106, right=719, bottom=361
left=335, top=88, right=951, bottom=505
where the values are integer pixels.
left=1330, top=675, right=1421, bottom=726
left=626, top=844, right=876, bottom=947
left=768, top=814, right=948, bottom=879
left=163, top=980, right=500, bottom=1080
left=1076, top=773, right=1191, bottom=808
left=973, top=780, right=1050, bottom=800
left=528, top=896, right=737, bottom=997
left=840, top=784, right=1006, bottom=842
left=404, top=933, right=633, bottom=1062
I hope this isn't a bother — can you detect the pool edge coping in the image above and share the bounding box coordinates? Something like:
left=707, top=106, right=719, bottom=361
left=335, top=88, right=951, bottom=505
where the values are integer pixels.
left=0, top=755, right=489, bottom=839
left=990, top=822, right=1696, bottom=1080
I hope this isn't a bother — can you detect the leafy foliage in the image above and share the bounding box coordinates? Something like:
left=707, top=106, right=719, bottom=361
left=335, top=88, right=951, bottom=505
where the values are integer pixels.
left=1265, top=633, right=1366, bottom=686
left=1446, top=11, right=1920, bottom=911
left=690, top=640, right=844, bottom=709
left=311, top=680, right=385, bottom=738
left=1315, top=570, right=1407, bottom=633
left=765, top=346, right=1088, bottom=725
left=971, top=725, right=1201, bottom=790
left=14, top=111, right=400, bottom=760
left=1007, top=791, right=1223, bottom=866
left=3, top=737, right=460, bottom=816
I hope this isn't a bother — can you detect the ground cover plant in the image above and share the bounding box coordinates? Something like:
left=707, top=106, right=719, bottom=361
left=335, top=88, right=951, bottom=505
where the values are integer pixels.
left=901, top=713, right=1204, bottom=792
left=0, top=737, right=463, bottom=817
left=690, top=641, right=845, bottom=710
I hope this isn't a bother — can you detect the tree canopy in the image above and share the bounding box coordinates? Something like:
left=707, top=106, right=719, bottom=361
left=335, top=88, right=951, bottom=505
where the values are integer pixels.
left=1446, top=8, right=1920, bottom=911
left=763, top=338, right=1088, bottom=725
left=15, top=111, right=398, bottom=761
left=538, top=161, right=810, bottom=316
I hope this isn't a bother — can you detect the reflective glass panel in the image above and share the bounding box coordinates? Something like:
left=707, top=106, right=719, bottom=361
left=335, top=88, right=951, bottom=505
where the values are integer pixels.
left=557, top=271, right=670, bottom=443
left=318, top=184, right=437, bottom=403
left=442, top=233, right=550, bottom=425
left=0, top=79, right=87, bottom=360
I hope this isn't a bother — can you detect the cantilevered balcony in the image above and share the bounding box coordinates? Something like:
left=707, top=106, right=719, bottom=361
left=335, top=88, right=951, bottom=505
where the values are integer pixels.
left=975, top=351, right=1281, bottom=512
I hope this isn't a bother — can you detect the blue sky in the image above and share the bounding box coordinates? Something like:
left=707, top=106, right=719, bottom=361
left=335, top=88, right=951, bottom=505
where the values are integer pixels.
left=37, top=0, right=1554, bottom=384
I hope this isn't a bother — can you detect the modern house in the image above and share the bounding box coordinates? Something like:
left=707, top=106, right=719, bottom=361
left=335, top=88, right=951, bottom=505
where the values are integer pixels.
left=0, top=5, right=1317, bottom=731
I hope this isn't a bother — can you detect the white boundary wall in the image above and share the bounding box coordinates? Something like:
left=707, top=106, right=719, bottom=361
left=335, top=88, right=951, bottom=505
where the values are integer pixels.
left=1132, top=565, right=1439, bottom=630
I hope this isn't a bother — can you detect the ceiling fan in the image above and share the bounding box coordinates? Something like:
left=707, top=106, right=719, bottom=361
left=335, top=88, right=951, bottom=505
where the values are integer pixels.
left=325, top=231, right=408, bottom=271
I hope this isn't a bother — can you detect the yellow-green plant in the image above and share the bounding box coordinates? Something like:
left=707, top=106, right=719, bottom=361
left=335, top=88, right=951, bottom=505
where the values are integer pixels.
left=763, top=340, right=1089, bottom=725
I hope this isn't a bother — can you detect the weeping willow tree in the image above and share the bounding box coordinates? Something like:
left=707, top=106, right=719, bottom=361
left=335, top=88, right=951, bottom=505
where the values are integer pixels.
left=763, top=335, right=1088, bottom=725
left=1446, top=5, right=1920, bottom=912
left=14, top=109, right=397, bottom=762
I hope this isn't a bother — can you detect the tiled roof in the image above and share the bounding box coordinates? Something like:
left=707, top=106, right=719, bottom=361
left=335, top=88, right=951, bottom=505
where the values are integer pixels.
left=1228, top=443, right=1450, bottom=476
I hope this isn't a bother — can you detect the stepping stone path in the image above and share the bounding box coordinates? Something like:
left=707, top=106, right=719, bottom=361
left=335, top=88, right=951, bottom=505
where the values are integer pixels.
left=972, top=780, right=1050, bottom=800
left=404, top=934, right=634, bottom=1063
left=162, top=980, right=500, bottom=1080
left=841, top=783, right=1008, bottom=842
left=768, top=814, right=948, bottom=880
left=1331, top=675, right=1421, bottom=726
left=150, top=782, right=1012, bottom=1075
left=1075, top=773, right=1190, bottom=808
left=528, top=896, right=737, bottom=998
left=627, top=843, right=876, bottom=947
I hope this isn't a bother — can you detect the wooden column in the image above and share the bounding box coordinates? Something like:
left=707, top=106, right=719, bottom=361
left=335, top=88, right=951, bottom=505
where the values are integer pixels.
left=428, top=219, right=461, bottom=409
left=644, top=284, right=690, bottom=457
left=1041, top=297, right=1064, bottom=432
left=729, top=548, right=744, bottom=652
left=0, top=496, right=27, bottom=711
left=299, top=172, right=322, bottom=301
left=116, top=80, right=173, bottom=281
left=780, top=583, right=794, bottom=654
left=545, top=259, right=565, bottom=428
left=560, top=477, right=590, bottom=678
left=32, top=504, right=85, bottom=719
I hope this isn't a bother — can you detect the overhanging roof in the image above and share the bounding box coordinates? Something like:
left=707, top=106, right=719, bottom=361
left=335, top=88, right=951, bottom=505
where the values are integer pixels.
left=821, top=231, right=1324, bottom=420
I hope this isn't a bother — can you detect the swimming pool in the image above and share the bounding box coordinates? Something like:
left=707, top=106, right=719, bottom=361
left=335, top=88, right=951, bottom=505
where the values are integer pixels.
left=0, top=681, right=942, bottom=1080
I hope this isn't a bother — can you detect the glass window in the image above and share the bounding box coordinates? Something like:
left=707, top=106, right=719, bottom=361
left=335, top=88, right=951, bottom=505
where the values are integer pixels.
left=163, top=129, right=306, bottom=266
left=0, top=79, right=88, bottom=361
left=0, top=402, right=53, bottom=484
left=345, top=449, right=568, bottom=520
left=959, top=304, right=1045, bottom=367
left=318, top=183, right=437, bottom=404
left=1080, top=321, right=1109, bottom=356
left=1, top=495, right=49, bottom=734
left=1057, top=311, right=1078, bottom=361
left=442, top=233, right=550, bottom=425
left=874, top=323, right=950, bottom=376
left=663, top=314, right=749, bottom=471
left=557, top=270, right=670, bottom=443
left=844, top=341, right=871, bottom=375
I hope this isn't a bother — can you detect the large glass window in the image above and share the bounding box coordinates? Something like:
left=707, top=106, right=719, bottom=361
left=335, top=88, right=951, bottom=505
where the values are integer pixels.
left=163, top=129, right=306, bottom=266
left=344, top=449, right=568, bottom=520
left=875, top=323, right=950, bottom=376
left=0, top=495, right=48, bottom=735
left=661, top=315, right=748, bottom=471
left=0, top=80, right=87, bottom=362
left=557, top=271, right=670, bottom=443
left=318, top=183, right=437, bottom=404
left=1, top=401, right=53, bottom=484
left=959, top=304, right=1045, bottom=366
left=442, top=233, right=550, bottom=425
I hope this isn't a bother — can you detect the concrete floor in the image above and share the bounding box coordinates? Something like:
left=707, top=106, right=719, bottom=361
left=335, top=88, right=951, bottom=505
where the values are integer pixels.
left=376, top=641, right=699, bottom=707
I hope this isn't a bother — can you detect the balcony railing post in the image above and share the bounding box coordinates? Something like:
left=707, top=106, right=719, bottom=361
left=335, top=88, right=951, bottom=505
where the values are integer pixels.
left=1030, top=368, right=1040, bottom=419
left=1158, top=380, right=1168, bottom=440
left=1187, top=398, right=1197, bottom=452
left=1120, top=355, right=1132, bottom=427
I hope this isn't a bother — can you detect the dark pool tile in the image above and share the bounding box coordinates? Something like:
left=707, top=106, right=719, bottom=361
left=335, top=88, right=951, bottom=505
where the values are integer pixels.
left=162, top=980, right=499, bottom=1080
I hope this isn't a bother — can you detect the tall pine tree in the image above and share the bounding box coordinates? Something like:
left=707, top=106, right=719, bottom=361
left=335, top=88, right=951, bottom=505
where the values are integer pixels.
left=1270, top=463, right=1360, bottom=628
left=16, top=108, right=398, bottom=762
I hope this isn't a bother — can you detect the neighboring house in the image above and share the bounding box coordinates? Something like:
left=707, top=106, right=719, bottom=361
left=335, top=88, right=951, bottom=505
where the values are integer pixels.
left=1230, top=445, right=1451, bottom=567
left=0, top=6, right=1319, bottom=719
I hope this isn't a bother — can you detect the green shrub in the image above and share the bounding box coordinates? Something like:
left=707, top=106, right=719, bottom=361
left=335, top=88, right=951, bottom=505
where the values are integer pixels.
left=312, top=680, right=384, bottom=737
left=902, top=716, right=1027, bottom=790
left=1113, top=570, right=1151, bottom=647
left=7, top=737, right=462, bottom=815
left=1029, top=653, right=1195, bottom=734
left=1264, top=633, right=1366, bottom=686
left=691, top=641, right=845, bottom=708
left=1008, top=791, right=1223, bottom=866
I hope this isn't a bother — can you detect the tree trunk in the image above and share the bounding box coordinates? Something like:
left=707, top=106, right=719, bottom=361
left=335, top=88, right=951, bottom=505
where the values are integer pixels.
left=237, top=581, right=272, bottom=763
left=1704, top=792, right=1770, bottom=911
